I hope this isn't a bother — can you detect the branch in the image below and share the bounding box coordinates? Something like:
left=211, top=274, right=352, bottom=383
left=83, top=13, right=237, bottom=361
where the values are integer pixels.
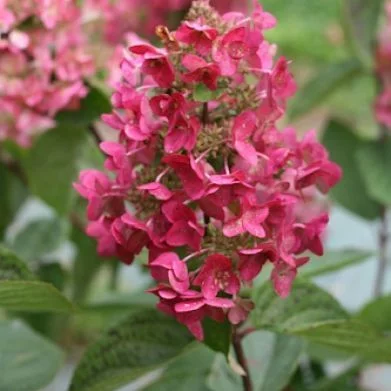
left=374, top=206, right=388, bottom=297
left=201, top=102, right=209, bottom=125
left=88, top=124, right=102, bottom=145
left=233, top=328, right=253, bottom=391
left=0, top=152, right=28, bottom=185
left=374, top=75, right=389, bottom=298
left=236, top=327, right=256, bottom=339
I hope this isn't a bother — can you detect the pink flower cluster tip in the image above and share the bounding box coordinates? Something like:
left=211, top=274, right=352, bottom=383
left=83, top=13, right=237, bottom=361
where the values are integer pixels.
left=0, top=0, right=94, bottom=147
left=85, top=0, right=245, bottom=44
left=75, top=0, right=342, bottom=340
left=376, top=0, right=391, bottom=128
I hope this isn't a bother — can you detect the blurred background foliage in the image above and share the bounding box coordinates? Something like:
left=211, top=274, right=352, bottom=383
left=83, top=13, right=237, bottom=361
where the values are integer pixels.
left=1, top=1, right=391, bottom=391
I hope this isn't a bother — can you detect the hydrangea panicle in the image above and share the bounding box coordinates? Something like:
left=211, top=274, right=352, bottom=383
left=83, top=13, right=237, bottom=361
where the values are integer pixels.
left=75, top=0, right=342, bottom=340
left=0, top=0, right=94, bottom=146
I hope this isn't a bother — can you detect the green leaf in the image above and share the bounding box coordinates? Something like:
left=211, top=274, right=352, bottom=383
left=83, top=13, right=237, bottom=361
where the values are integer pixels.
left=357, top=137, right=391, bottom=205
left=56, top=85, right=111, bottom=126
left=202, top=318, right=231, bottom=356
left=38, top=262, right=67, bottom=291
left=261, top=0, right=344, bottom=63
left=311, top=365, right=362, bottom=391
left=78, top=133, right=106, bottom=171
left=69, top=309, right=193, bottom=391
left=0, top=281, right=73, bottom=313
left=357, top=295, right=391, bottom=332
left=0, top=245, right=35, bottom=281
left=0, top=320, right=64, bottom=391
left=289, top=59, right=362, bottom=119
left=71, top=226, right=104, bottom=302
left=73, top=292, right=156, bottom=334
left=298, top=320, right=391, bottom=363
left=292, top=320, right=380, bottom=355
left=251, top=281, right=391, bottom=359
left=0, top=163, right=28, bottom=239
left=363, top=337, right=391, bottom=362
left=301, top=249, right=372, bottom=278
left=193, top=84, right=221, bottom=102
left=251, top=280, right=348, bottom=333
left=10, top=218, right=67, bottom=262
left=143, top=345, right=215, bottom=391
left=289, top=359, right=326, bottom=391
left=21, top=124, right=87, bottom=216
left=257, top=334, right=304, bottom=391
left=343, top=0, right=384, bottom=67
left=208, top=331, right=304, bottom=391
left=322, top=120, right=382, bottom=220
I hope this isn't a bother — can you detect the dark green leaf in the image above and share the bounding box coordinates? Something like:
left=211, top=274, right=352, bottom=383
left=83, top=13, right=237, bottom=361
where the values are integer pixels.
left=289, top=360, right=326, bottom=391
left=78, top=133, right=106, bottom=171
left=357, top=295, right=391, bottom=332
left=10, top=218, right=67, bottom=262
left=0, top=245, right=35, bottom=281
left=357, top=137, right=391, bottom=205
left=251, top=280, right=348, bottom=333
left=38, top=262, right=67, bottom=291
left=0, top=163, right=27, bottom=239
left=306, top=342, right=355, bottom=362
left=71, top=226, right=104, bottom=302
left=69, top=309, right=193, bottom=391
left=322, top=120, right=382, bottom=219
left=143, top=345, right=215, bottom=391
left=21, top=124, right=87, bottom=216
left=363, top=337, right=391, bottom=362
left=0, top=320, right=64, bottom=391
left=290, top=59, right=362, bottom=119
left=0, top=281, right=74, bottom=313
left=292, top=320, right=380, bottom=356
left=202, top=318, right=231, bottom=356
left=208, top=331, right=303, bottom=391
left=311, top=365, right=362, bottom=391
left=301, top=249, right=372, bottom=278
left=302, top=321, right=391, bottom=363
left=56, top=85, right=111, bottom=126
left=251, top=280, right=389, bottom=358
left=343, top=0, right=384, bottom=66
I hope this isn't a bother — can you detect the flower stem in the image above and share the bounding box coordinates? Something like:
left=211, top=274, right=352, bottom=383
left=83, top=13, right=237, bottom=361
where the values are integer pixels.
left=374, top=206, right=388, bottom=297
left=202, top=102, right=209, bottom=125
left=233, top=329, right=253, bottom=391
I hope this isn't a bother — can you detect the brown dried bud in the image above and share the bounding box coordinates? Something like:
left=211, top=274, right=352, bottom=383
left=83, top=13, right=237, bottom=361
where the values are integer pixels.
left=155, top=25, right=180, bottom=52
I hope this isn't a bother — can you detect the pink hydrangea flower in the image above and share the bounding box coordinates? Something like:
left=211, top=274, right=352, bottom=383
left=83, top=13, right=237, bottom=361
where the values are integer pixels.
left=75, top=0, right=342, bottom=341
left=375, top=1, right=391, bottom=129
left=129, top=44, right=175, bottom=87
left=182, top=54, right=221, bottom=90
left=0, top=0, right=94, bottom=146
left=149, top=252, right=190, bottom=293
left=176, top=20, right=218, bottom=55
left=193, top=254, right=240, bottom=298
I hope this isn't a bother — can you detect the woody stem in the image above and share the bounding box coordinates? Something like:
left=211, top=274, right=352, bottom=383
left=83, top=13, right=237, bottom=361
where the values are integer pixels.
left=374, top=205, right=388, bottom=297
left=202, top=102, right=209, bottom=124
left=374, top=74, right=389, bottom=298
left=88, top=124, right=102, bottom=144
left=233, top=328, right=253, bottom=391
